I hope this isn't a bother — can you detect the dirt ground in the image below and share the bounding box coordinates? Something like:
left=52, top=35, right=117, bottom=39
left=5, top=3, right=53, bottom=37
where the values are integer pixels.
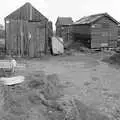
left=1, top=51, right=120, bottom=119
left=14, top=52, right=120, bottom=118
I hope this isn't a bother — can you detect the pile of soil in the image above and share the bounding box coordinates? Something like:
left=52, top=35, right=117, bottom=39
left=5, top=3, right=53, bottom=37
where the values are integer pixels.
left=0, top=71, right=110, bottom=120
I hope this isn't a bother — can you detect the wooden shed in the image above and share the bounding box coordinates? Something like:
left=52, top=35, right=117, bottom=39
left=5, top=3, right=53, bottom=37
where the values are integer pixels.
left=0, top=25, right=5, bottom=52
left=117, top=24, right=120, bottom=47
left=72, top=13, right=119, bottom=49
left=55, top=17, right=73, bottom=44
left=5, top=2, right=53, bottom=57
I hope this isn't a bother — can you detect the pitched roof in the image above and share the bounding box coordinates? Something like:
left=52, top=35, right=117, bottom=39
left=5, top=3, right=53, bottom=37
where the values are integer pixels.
left=5, top=2, right=48, bottom=22
left=74, top=13, right=119, bottom=25
left=56, top=17, right=73, bottom=26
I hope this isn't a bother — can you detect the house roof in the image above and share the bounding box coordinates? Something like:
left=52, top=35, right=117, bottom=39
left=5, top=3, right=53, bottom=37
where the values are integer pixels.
left=56, top=17, right=73, bottom=26
left=74, top=13, right=119, bottom=25
left=5, top=2, right=48, bottom=22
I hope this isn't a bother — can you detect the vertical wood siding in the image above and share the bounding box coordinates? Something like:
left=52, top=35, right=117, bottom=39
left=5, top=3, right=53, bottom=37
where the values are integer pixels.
left=5, top=20, right=48, bottom=57
left=72, top=25, right=90, bottom=34
left=91, top=16, right=118, bottom=48
left=56, top=25, right=73, bottom=43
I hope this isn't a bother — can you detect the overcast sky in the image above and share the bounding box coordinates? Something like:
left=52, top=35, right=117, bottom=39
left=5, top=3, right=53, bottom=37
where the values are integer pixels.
left=0, top=0, right=120, bottom=29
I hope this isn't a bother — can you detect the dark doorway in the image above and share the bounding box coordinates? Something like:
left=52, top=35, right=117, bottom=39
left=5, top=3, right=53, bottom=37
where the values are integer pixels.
left=48, top=37, right=53, bottom=55
left=73, top=33, right=91, bottom=48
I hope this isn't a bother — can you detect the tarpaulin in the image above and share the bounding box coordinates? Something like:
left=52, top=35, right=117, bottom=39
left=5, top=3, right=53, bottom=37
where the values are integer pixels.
left=52, top=37, right=64, bottom=54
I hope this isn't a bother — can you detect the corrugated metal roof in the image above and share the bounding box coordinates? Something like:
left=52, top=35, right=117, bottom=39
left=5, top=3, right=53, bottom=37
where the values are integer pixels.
left=74, top=13, right=119, bottom=25
left=56, top=17, right=73, bottom=26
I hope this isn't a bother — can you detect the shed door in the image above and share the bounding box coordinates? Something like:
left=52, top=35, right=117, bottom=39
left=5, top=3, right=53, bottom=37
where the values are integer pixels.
left=91, top=23, right=109, bottom=48
left=36, top=27, right=45, bottom=53
left=100, top=31, right=109, bottom=47
left=91, top=31, right=109, bottom=48
left=99, top=23, right=109, bottom=47
left=28, top=22, right=46, bottom=57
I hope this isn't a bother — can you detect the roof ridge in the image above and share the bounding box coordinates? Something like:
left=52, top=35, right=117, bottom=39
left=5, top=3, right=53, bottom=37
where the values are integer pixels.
left=74, top=12, right=119, bottom=25
left=58, top=17, right=72, bottom=19
left=56, top=17, right=73, bottom=25
left=78, top=13, right=107, bottom=20
left=90, top=12, right=107, bottom=17
left=24, top=2, right=31, bottom=5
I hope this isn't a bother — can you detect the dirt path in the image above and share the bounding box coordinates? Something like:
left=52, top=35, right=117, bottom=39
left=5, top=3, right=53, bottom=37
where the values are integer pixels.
left=2, top=53, right=119, bottom=120
left=24, top=53, right=120, bottom=116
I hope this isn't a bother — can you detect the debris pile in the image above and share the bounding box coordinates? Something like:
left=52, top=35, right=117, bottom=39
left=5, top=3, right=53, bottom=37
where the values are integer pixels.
left=67, top=41, right=92, bottom=52
left=65, top=41, right=99, bottom=56
left=102, top=53, right=120, bottom=65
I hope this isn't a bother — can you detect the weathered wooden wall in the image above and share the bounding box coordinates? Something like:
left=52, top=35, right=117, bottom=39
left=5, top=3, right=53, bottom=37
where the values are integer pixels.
left=91, top=16, right=118, bottom=48
left=5, top=19, right=49, bottom=57
left=5, top=19, right=21, bottom=55
left=72, top=24, right=90, bottom=34
left=117, top=26, right=120, bottom=47
left=56, top=25, right=73, bottom=44
left=71, top=17, right=118, bottom=49
left=5, top=3, right=48, bottom=22
left=4, top=2, right=51, bottom=57
left=56, top=26, right=62, bottom=37
left=0, top=30, right=5, bottom=50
